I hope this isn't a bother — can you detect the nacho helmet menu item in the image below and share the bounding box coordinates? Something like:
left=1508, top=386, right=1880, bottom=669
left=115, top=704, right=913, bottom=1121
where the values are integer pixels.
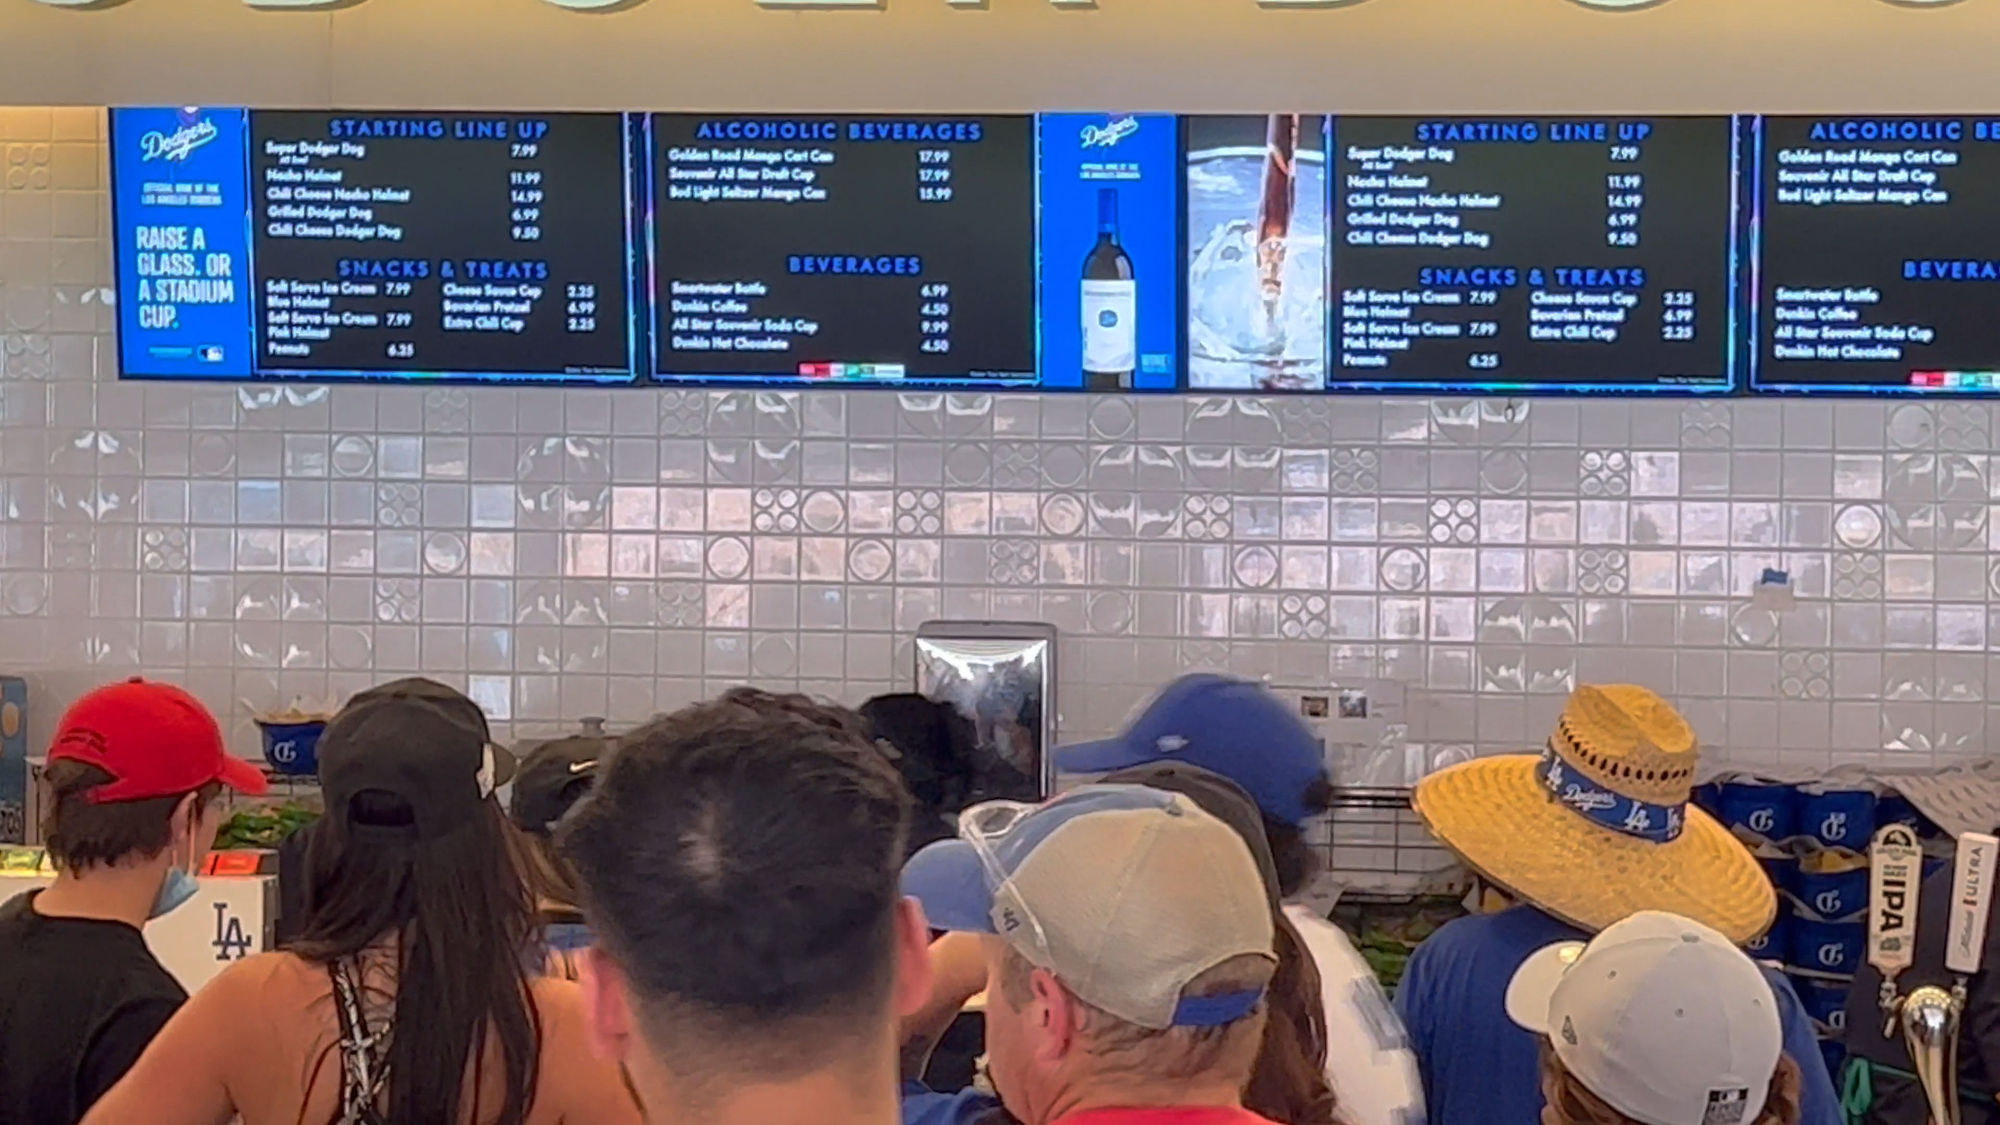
left=1330, top=116, right=1741, bottom=392
left=1756, top=117, right=2000, bottom=392
left=111, top=107, right=641, bottom=383
left=648, top=114, right=1036, bottom=386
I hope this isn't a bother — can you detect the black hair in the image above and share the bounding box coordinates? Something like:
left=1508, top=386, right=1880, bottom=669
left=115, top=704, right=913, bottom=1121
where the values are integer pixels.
left=289, top=791, right=541, bottom=1125
left=41, top=760, right=220, bottom=873
left=1265, top=774, right=1336, bottom=899
left=859, top=693, right=986, bottom=855
left=559, top=694, right=914, bottom=1084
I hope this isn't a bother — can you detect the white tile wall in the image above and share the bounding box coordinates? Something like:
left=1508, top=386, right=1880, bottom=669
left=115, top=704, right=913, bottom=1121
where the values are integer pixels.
left=0, top=106, right=1992, bottom=775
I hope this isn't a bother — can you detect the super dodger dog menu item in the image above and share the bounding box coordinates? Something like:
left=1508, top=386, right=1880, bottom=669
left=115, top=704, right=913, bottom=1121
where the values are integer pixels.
left=111, top=107, right=641, bottom=383
left=1330, top=116, right=1742, bottom=392
left=1755, top=117, right=2000, bottom=392
left=647, top=114, right=1037, bottom=386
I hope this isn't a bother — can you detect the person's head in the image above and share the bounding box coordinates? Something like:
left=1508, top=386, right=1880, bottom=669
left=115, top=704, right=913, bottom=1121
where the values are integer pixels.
left=289, top=677, right=535, bottom=1125
left=1102, top=764, right=1337, bottom=1125
left=558, top=693, right=930, bottom=1112
left=861, top=693, right=984, bottom=854
left=43, top=679, right=267, bottom=909
left=904, top=785, right=1278, bottom=1125
left=1054, top=674, right=1333, bottom=897
left=1414, top=684, right=1777, bottom=944
left=717, top=685, right=873, bottom=738
left=1507, top=911, right=1801, bottom=1125
left=508, top=731, right=610, bottom=912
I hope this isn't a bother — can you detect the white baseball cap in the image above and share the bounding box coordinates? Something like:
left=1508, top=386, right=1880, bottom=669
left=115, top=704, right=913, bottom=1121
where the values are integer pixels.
left=1504, top=910, right=1783, bottom=1125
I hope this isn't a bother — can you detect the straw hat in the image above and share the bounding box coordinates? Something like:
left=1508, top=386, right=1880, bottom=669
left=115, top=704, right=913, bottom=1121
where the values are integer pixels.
left=1413, top=684, right=1776, bottom=944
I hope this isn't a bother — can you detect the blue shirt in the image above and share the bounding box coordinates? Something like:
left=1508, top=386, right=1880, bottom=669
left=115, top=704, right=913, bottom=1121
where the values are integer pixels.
left=545, top=921, right=593, bottom=953
left=901, top=1080, right=1001, bottom=1125
left=1395, top=906, right=1841, bottom=1125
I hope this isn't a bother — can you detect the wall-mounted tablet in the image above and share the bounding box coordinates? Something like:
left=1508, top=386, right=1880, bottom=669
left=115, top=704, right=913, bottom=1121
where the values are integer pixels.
left=111, top=107, right=643, bottom=383
left=1327, top=116, right=1743, bottom=395
left=646, top=114, right=1037, bottom=387
left=1185, top=115, right=1330, bottom=392
left=1753, top=116, right=2000, bottom=394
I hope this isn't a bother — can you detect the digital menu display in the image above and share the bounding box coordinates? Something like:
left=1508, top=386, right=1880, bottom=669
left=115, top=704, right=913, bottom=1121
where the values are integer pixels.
left=112, top=107, right=257, bottom=380
left=1328, top=116, right=1741, bottom=393
left=647, top=114, right=1037, bottom=386
left=1755, top=117, right=2000, bottom=393
left=1038, top=113, right=1182, bottom=391
left=1185, top=115, right=1329, bottom=392
left=251, top=112, right=637, bottom=379
left=117, top=107, right=2000, bottom=397
left=111, top=107, right=642, bottom=383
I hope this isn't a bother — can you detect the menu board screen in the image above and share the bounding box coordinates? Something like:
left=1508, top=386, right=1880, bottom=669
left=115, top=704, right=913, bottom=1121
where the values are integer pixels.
left=252, top=111, right=638, bottom=379
left=647, top=114, right=1037, bottom=386
left=1755, top=116, right=2000, bottom=393
left=1328, top=116, right=1742, bottom=393
left=111, top=107, right=642, bottom=383
left=1185, top=114, right=1330, bottom=391
left=1038, top=113, right=1183, bottom=391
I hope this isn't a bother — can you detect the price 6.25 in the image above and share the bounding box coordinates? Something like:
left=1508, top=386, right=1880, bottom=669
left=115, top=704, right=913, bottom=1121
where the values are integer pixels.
left=1468, top=353, right=1501, bottom=370
left=386, top=342, right=416, bottom=360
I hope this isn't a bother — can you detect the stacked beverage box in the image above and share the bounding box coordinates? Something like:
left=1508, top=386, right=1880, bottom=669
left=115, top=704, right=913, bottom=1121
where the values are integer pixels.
left=1697, top=779, right=1935, bottom=1079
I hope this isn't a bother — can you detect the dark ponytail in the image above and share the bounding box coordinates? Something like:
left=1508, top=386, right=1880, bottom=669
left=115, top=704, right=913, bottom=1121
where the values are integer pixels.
left=1244, top=908, right=1342, bottom=1125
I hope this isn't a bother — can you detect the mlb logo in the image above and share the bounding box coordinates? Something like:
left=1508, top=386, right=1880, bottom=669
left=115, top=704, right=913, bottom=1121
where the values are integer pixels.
left=199, top=345, right=225, bottom=363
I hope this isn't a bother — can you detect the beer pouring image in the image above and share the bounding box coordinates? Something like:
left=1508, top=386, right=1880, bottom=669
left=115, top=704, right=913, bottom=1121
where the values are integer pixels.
left=1186, top=113, right=1327, bottom=390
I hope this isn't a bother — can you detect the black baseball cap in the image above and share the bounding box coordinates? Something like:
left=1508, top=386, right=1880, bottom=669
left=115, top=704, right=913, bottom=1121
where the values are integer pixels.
left=319, top=678, right=517, bottom=842
left=509, top=734, right=610, bottom=835
left=1102, top=761, right=1283, bottom=908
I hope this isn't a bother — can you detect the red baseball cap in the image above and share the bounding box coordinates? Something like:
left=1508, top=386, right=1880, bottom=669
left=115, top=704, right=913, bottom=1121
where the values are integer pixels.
left=49, top=679, right=269, bottom=803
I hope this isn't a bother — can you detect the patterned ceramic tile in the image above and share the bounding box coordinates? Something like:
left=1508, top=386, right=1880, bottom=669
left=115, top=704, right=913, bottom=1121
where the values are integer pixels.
left=0, top=115, right=1995, bottom=769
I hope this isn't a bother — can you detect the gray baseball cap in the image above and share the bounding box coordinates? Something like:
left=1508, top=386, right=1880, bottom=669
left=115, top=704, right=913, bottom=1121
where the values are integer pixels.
left=901, top=784, right=1276, bottom=1030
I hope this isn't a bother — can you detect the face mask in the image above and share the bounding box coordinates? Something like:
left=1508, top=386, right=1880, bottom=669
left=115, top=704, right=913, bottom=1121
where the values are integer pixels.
left=148, top=819, right=200, bottom=920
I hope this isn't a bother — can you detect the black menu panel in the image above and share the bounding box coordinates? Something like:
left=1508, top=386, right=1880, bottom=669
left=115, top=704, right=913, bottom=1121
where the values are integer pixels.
left=1756, top=117, right=2000, bottom=392
left=1330, top=117, right=1741, bottom=393
left=647, top=114, right=1037, bottom=385
left=252, top=111, right=638, bottom=380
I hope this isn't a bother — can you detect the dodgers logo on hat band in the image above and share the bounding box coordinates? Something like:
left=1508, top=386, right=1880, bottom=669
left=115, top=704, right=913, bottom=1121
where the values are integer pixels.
left=1537, top=744, right=1686, bottom=844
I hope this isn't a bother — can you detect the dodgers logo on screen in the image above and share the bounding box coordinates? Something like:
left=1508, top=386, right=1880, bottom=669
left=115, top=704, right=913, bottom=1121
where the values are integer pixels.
left=1079, top=115, right=1140, bottom=149
left=139, top=109, right=219, bottom=164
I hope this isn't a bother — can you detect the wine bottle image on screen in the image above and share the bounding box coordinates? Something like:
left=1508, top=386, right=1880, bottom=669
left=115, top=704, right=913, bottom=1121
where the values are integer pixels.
left=1081, top=187, right=1137, bottom=390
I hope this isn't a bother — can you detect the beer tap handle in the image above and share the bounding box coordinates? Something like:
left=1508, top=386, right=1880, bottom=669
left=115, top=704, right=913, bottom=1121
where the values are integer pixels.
left=1946, top=833, right=1999, bottom=980
left=1870, top=825, right=1924, bottom=1035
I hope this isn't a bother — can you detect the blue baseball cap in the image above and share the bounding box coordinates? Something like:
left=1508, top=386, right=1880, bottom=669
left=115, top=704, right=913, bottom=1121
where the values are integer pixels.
left=902, top=784, right=1276, bottom=1030
left=1055, top=675, right=1328, bottom=826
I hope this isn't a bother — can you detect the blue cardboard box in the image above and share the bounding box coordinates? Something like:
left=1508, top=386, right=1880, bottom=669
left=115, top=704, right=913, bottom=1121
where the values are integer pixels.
left=0, top=678, right=24, bottom=844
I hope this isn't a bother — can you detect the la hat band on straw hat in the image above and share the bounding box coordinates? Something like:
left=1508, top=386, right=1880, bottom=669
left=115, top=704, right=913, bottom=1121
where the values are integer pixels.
left=1412, top=684, right=1776, bottom=944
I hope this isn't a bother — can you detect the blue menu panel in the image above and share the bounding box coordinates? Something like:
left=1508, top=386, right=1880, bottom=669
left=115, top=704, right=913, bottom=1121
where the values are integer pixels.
left=112, top=107, right=642, bottom=384
left=1038, top=113, right=1181, bottom=390
left=110, top=107, right=257, bottom=378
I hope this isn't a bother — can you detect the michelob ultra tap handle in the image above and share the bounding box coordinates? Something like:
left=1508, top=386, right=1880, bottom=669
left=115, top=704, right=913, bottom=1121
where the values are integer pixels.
left=1946, top=832, right=2000, bottom=978
left=1870, top=824, right=1923, bottom=978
